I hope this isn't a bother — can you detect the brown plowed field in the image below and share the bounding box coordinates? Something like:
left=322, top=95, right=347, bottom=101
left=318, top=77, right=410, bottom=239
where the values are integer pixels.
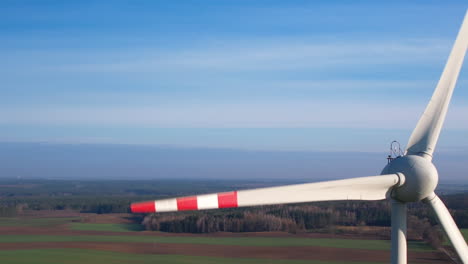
left=0, top=241, right=450, bottom=263
left=0, top=212, right=453, bottom=263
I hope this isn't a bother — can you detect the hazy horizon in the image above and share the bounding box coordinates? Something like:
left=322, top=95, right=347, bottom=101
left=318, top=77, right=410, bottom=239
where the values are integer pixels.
left=0, top=2, right=467, bottom=184
left=1, top=1, right=468, bottom=152
left=0, top=142, right=466, bottom=183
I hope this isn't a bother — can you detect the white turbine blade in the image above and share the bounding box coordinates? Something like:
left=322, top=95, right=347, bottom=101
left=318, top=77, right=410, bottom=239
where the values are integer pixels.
left=424, top=193, right=468, bottom=263
left=406, top=10, right=468, bottom=159
left=131, top=174, right=402, bottom=213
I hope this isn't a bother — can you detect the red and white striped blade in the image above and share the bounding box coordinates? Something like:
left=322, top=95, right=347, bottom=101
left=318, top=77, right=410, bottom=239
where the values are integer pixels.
left=131, top=174, right=402, bottom=213
left=131, top=191, right=238, bottom=213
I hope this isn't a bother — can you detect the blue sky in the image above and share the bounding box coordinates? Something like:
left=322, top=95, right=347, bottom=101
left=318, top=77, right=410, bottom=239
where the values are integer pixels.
left=1, top=1, right=468, bottom=154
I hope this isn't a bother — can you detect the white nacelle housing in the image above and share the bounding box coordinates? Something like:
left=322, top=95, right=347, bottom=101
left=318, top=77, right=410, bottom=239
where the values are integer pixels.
left=381, top=155, right=438, bottom=202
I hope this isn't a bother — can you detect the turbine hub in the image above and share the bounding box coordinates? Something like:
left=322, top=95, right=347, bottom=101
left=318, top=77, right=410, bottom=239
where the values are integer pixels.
left=381, top=155, right=438, bottom=202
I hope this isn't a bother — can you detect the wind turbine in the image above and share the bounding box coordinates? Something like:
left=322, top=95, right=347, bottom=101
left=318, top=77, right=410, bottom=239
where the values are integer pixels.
left=131, top=11, right=468, bottom=264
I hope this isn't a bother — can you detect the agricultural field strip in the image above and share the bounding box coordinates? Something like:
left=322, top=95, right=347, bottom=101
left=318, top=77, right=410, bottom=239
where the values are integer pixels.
left=69, top=223, right=143, bottom=232
left=443, top=228, right=467, bottom=246
left=0, top=217, right=79, bottom=227
left=0, top=234, right=432, bottom=252
left=0, top=248, right=386, bottom=264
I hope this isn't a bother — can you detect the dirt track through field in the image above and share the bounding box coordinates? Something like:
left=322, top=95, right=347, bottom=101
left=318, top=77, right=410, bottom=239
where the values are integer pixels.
left=0, top=241, right=450, bottom=263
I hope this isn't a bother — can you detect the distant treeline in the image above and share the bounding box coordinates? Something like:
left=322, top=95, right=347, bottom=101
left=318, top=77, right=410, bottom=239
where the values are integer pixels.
left=0, top=178, right=290, bottom=215
left=0, top=178, right=466, bottom=248
left=142, top=193, right=468, bottom=234
left=0, top=182, right=466, bottom=231
left=0, top=178, right=299, bottom=215
left=0, top=178, right=299, bottom=198
left=0, top=196, right=146, bottom=214
left=142, top=202, right=387, bottom=233
left=141, top=200, right=455, bottom=248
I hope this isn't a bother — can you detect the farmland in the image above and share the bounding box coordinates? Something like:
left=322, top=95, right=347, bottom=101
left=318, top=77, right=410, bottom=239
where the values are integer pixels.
left=0, top=249, right=384, bottom=264
left=0, top=179, right=465, bottom=263
left=0, top=213, right=451, bottom=264
left=461, top=229, right=468, bottom=240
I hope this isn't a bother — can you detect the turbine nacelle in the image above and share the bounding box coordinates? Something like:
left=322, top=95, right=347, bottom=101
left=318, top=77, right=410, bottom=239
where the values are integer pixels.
left=382, top=155, right=438, bottom=202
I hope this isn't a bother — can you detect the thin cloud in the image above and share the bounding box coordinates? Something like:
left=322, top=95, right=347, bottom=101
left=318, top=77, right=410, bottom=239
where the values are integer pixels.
left=13, top=38, right=451, bottom=74
left=1, top=102, right=467, bottom=130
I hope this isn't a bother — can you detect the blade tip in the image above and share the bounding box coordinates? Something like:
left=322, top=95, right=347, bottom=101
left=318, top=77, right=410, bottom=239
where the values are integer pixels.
left=131, top=201, right=156, bottom=213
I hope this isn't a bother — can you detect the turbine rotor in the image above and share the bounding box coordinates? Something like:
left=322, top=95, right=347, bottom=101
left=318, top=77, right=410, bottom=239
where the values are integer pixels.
left=381, top=155, right=438, bottom=202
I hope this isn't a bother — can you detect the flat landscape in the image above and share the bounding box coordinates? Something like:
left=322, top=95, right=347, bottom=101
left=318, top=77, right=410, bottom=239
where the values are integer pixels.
left=0, top=211, right=455, bottom=264
left=2, top=1, right=468, bottom=263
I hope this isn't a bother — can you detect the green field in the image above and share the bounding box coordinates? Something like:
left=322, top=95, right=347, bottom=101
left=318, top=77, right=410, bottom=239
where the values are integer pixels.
left=69, top=223, right=144, bottom=232
left=0, top=220, right=435, bottom=252
left=0, top=217, right=443, bottom=263
left=443, top=228, right=468, bottom=246
left=0, top=217, right=79, bottom=227
left=461, top=229, right=468, bottom=241
left=0, top=249, right=385, bottom=264
left=0, top=233, right=433, bottom=252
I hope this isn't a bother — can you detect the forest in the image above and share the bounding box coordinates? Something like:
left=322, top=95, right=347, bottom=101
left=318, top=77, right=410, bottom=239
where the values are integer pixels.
left=0, top=178, right=466, bottom=249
